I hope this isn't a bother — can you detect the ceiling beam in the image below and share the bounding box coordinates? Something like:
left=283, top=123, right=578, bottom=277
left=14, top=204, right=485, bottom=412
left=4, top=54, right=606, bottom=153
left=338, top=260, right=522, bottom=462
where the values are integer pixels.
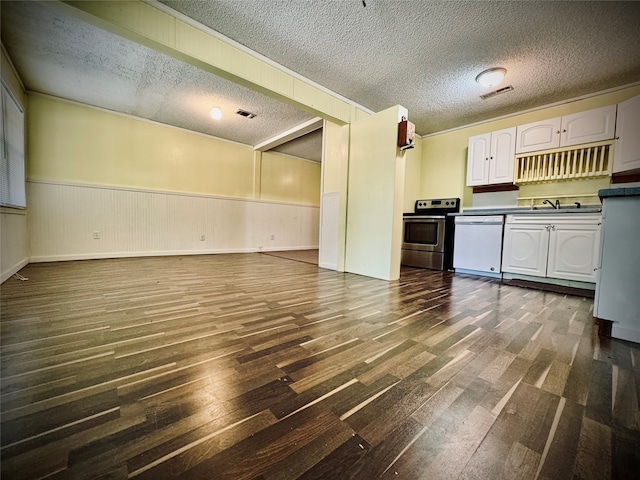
left=253, top=118, right=323, bottom=152
left=44, top=0, right=361, bottom=125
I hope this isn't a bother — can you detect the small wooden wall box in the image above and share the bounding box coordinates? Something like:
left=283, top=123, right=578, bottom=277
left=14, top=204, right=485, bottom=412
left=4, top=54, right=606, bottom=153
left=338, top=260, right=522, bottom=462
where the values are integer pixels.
left=398, top=118, right=415, bottom=150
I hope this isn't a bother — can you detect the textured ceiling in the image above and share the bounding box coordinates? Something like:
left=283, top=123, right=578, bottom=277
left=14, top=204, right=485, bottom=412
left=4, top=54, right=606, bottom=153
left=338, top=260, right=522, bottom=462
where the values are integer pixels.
left=0, top=1, right=318, bottom=157
left=161, top=0, right=640, bottom=134
left=2, top=1, right=640, bottom=164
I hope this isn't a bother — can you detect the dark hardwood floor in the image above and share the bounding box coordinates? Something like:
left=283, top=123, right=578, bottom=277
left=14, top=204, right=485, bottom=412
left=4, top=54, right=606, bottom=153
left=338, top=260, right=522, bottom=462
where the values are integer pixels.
left=1, top=254, right=638, bottom=479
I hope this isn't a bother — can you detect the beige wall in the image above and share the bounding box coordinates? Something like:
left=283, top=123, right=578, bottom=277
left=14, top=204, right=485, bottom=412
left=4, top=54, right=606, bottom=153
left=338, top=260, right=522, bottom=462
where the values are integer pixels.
left=1, top=48, right=29, bottom=282
left=27, top=94, right=320, bottom=205
left=260, top=151, right=320, bottom=205
left=403, top=138, right=422, bottom=212
left=28, top=94, right=255, bottom=197
left=322, top=120, right=350, bottom=194
left=419, top=84, right=640, bottom=208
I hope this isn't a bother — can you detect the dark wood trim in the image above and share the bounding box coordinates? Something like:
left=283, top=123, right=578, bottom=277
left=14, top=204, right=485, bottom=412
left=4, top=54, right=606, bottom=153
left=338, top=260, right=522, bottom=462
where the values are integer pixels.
left=612, top=171, right=640, bottom=184
left=472, top=183, right=519, bottom=194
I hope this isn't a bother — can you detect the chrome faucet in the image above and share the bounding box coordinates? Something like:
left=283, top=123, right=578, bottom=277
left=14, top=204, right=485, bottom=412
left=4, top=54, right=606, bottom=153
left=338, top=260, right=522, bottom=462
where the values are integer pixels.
left=542, top=199, right=560, bottom=209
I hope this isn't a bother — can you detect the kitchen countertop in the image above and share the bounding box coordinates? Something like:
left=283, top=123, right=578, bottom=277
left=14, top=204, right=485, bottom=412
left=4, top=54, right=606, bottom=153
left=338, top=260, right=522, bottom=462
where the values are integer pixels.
left=450, top=206, right=602, bottom=216
left=598, top=187, right=640, bottom=198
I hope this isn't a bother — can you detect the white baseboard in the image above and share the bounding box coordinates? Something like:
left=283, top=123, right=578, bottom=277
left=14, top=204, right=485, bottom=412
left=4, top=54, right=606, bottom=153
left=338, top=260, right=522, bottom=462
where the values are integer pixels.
left=319, top=262, right=338, bottom=270
left=28, top=246, right=319, bottom=263
left=1, top=257, right=30, bottom=283
left=260, top=246, right=318, bottom=252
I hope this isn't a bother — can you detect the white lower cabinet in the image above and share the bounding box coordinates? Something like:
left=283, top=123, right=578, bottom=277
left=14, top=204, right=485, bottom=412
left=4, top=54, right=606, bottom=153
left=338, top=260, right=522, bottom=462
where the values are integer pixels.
left=502, top=214, right=601, bottom=283
left=501, top=223, right=549, bottom=277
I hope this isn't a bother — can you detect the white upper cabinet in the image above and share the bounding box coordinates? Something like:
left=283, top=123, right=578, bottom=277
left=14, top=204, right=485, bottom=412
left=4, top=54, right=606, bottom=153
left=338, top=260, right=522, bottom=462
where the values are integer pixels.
left=515, top=105, right=617, bottom=154
left=489, top=127, right=517, bottom=184
left=613, top=94, right=640, bottom=173
left=560, top=105, right=616, bottom=147
left=466, top=127, right=516, bottom=186
left=515, top=117, right=562, bottom=154
left=466, top=133, right=491, bottom=186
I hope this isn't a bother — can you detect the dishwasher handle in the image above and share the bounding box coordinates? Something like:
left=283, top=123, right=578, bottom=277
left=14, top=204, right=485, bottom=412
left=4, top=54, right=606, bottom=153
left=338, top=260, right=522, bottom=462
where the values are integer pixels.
left=454, top=215, right=504, bottom=226
left=463, top=221, right=503, bottom=225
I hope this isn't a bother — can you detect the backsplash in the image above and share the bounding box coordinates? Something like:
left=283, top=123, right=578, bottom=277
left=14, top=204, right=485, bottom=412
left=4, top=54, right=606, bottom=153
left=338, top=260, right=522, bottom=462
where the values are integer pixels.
left=471, top=190, right=519, bottom=209
left=516, top=177, right=610, bottom=208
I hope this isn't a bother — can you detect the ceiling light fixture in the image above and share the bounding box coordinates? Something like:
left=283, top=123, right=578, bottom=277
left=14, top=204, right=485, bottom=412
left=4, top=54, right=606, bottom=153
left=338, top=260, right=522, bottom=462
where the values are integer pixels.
left=210, top=107, right=222, bottom=120
left=475, top=67, right=507, bottom=88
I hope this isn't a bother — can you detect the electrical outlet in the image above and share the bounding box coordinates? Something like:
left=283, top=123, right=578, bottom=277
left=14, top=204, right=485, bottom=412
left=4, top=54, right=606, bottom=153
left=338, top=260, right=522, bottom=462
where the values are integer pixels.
left=93, top=231, right=100, bottom=240
left=200, top=234, right=205, bottom=241
left=270, top=234, right=275, bottom=240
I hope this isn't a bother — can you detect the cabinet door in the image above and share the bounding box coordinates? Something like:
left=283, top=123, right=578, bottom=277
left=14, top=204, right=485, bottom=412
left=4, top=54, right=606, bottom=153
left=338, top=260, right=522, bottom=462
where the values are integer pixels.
left=488, top=127, right=516, bottom=184
left=560, top=105, right=616, bottom=147
left=502, top=222, right=549, bottom=277
left=515, top=117, right=561, bottom=154
left=613, top=94, right=640, bottom=173
left=466, top=133, right=490, bottom=186
left=547, top=222, right=601, bottom=282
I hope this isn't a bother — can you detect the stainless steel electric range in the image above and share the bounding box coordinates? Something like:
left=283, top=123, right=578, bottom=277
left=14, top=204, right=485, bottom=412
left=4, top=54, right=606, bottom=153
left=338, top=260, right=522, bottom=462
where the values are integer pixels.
left=401, top=198, right=460, bottom=270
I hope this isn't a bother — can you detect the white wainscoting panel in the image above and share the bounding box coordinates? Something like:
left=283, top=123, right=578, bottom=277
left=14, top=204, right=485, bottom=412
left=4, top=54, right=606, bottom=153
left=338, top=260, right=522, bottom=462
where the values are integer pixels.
left=1, top=210, right=30, bottom=282
left=27, top=181, right=319, bottom=262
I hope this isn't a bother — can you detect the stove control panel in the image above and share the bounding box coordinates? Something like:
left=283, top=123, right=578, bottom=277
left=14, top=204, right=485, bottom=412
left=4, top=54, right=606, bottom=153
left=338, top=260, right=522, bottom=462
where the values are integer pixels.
left=414, top=198, right=460, bottom=211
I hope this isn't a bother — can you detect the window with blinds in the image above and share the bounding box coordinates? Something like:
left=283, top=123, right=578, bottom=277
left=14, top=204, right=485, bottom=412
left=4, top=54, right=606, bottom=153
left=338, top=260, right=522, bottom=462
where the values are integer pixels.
left=1, top=82, right=26, bottom=208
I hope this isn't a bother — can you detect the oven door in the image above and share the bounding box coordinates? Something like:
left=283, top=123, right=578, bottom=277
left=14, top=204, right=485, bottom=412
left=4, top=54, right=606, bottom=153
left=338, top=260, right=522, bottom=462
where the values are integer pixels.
left=402, top=216, right=446, bottom=252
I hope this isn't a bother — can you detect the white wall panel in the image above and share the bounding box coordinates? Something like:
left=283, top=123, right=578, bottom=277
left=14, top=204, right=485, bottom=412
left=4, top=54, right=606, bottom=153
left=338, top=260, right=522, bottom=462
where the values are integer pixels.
left=27, top=181, right=319, bottom=262
left=1, top=210, right=29, bottom=282
left=319, top=192, right=339, bottom=270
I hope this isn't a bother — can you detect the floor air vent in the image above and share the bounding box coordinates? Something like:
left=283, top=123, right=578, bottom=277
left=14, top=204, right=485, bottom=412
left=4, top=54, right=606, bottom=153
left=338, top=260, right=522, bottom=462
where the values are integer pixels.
left=236, top=109, right=257, bottom=118
left=480, top=85, right=514, bottom=100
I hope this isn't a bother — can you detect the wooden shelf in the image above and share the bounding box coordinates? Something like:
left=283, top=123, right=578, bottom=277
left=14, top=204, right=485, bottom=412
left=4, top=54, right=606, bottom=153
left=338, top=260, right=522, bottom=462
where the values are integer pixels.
left=514, top=140, right=613, bottom=184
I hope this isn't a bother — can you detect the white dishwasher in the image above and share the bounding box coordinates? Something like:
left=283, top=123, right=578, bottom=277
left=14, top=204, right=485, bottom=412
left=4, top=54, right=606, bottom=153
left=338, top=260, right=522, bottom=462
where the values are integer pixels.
left=453, top=215, right=504, bottom=277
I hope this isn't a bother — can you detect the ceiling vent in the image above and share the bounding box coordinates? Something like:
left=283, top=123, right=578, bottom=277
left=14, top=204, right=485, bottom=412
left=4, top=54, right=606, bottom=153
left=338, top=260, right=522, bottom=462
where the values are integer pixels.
left=236, top=109, right=257, bottom=119
left=480, top=85, right=514, bottom=100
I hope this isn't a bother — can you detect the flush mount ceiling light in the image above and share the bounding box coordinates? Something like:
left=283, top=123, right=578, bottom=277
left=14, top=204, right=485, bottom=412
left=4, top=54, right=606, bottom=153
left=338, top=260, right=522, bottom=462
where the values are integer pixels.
left=475, top=67, right=507, bottom=88
left=210, top=107, right=222, bottom=120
